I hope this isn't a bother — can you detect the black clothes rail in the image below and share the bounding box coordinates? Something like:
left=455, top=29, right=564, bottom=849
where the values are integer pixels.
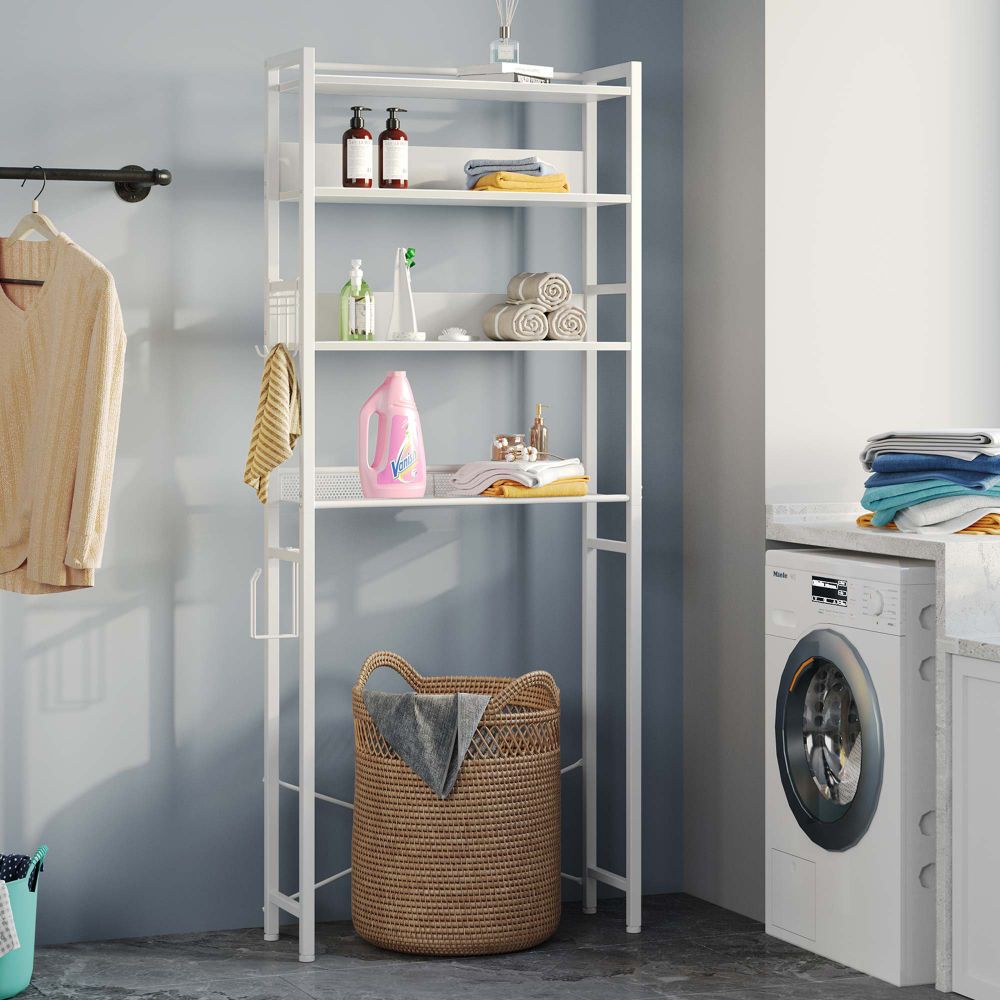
left=0, top=165, right=172, bottom=203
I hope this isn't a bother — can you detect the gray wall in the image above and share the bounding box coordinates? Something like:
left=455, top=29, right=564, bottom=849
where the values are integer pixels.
left=682, top=0, right=765, bottom=920
left=0, top=0, right=682, bottom=944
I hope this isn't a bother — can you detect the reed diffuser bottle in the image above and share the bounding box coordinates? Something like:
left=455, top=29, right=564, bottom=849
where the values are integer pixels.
left=490, top=0, right=520, bottom=63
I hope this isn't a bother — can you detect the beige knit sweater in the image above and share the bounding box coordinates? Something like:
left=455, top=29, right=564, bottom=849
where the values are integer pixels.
left=0, top=234, right=126, bottom=595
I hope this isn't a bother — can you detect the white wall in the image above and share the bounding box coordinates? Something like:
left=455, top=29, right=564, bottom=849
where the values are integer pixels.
left=766, top=0, right=1000, bottom=504
left=683, top=0, right=765, bottom=919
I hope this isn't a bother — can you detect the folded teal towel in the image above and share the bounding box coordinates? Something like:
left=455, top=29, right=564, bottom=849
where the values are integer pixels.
left=862, top=482, right=1000, bottom=526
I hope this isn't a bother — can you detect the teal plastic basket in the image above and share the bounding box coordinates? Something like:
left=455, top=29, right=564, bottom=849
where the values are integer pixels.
left=0, top=847, right=47, bottom=1000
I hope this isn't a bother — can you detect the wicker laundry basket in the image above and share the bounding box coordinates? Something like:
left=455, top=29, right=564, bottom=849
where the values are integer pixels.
left=351, top=650, right=561, bottom=956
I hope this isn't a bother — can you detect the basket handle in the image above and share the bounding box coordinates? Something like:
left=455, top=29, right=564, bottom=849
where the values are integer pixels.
left=356, top=650, right=425, bottom=692
left=28, top=845, right=47, bottom=893
left=486, top=670, right=559, bottom=716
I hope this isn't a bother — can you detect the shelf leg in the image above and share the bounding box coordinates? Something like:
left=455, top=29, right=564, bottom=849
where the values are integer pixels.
left=625, top=60, right=643, bottom=936
left=262, top=60, right=282, bottom=946
left=297, top=44, right=317, bottom=966
left=581, top=97, right=599, bottom=917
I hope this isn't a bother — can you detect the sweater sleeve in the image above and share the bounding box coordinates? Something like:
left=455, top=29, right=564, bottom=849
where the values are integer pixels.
left=65, top=275, right=126, bottom=571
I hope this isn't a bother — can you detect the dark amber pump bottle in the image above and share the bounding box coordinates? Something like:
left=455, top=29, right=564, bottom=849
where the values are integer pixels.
left=343, top=106, right=373, bottom=188
left=378, top=108, right=409, bottom=189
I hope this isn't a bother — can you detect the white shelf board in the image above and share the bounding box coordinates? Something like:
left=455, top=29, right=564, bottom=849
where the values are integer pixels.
left=279, top=467, right=625, bottom=509
left=312, top=494, right=628, bottom=510
left=279, top=73, right=629, bottom=104
left=280, top=188, right=629, bottom=208
left=314, top=340, right=630, bottom=352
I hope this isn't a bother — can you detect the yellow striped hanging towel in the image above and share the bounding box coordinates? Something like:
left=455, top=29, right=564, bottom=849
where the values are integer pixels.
left=244, top=343, right=301, bottom=503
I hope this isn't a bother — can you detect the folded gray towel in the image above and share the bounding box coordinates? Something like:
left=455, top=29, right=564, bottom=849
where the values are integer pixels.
left=363, top=691, right=491, bottom=798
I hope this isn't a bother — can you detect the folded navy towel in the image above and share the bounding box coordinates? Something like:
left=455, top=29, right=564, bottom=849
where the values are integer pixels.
left=864, top=468, right=1000, bottom=490
left=363, top=691, right=491, bottom=798
left=872, top=452, right=1000, bottom=475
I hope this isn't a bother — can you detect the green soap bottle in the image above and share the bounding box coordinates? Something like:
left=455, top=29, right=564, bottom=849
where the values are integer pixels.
left=339, top=258, right=374, bottom=341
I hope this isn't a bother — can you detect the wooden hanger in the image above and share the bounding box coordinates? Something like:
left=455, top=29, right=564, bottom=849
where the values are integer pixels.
left=2, top=168, right=60, bottom=287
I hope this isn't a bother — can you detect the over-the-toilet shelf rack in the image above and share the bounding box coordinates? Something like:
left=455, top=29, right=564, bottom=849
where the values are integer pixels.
left=255, top=47, right=641, bottom=963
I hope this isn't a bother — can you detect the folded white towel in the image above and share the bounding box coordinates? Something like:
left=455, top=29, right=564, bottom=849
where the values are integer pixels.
left=482, top=302, right=548, bottom=341
left=891, top=494, right=1000, bottom=529
left=546, top=304, right=587, bottom=341
left=451, top=458, right=586, bottom=496
left=861, top=430, right=1000, bottom=470
left=0, top=882, right=20, bottom=958
left=506, top=272, right=572, bottom=310
left=895, top=505, right=1000, bottom=534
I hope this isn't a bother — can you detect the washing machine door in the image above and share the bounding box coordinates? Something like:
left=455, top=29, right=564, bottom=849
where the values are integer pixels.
left=775, top=629, right=884, bottom=851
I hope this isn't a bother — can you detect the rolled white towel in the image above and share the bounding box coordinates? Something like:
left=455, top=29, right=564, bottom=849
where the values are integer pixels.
left=482, top=302, right=548, bottom=342
left=546, top=304, right=587, bottom=341
left=506, top=272, right=572, bottom=309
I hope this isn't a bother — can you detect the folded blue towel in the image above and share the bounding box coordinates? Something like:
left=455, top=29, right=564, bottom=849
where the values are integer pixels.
left=463, top=156, right=559, bottom=188
left=864, top=469, right=1000, bottom=490
left=862, top=483, right=1000, bottom=526
left=872, top=452, right=1000, bottom=475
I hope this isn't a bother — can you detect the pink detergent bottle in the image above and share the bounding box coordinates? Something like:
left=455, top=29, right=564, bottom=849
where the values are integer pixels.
left=358, top=371, right=426, bottom=499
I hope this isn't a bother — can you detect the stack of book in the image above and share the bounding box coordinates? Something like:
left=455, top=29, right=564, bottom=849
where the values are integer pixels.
left=457, top=63, right=554, bottom=84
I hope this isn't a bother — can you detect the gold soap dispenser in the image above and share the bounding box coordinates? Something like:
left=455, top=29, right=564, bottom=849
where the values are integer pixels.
left=529, top=403, right=549, bottom=456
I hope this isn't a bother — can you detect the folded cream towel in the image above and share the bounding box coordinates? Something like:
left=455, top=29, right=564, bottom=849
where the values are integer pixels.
left=506, top=272, right=572, bottom=309
left=546, top=304, right=587, bottom=341
left=244, top=344, right=301, bottom=504
left=483, top=302, right=548, bottom=341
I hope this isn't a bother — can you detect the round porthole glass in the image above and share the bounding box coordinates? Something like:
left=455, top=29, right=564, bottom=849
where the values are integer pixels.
left=775, top=631, right=883, bottom=851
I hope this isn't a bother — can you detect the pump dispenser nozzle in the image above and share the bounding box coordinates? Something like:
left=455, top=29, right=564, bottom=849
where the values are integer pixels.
left=385, top=107, right=408, bottom=130
left=350, top=106, right=372, bottom=128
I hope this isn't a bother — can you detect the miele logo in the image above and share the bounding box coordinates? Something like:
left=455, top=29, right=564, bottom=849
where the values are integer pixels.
left=771, top=570, right=789, bottom=579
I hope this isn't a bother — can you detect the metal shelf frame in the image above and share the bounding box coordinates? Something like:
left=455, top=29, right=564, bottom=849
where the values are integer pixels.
left=258, top=48, right=642, bottom=963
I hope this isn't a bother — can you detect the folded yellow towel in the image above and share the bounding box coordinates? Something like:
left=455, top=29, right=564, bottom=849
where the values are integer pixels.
left=856, top=512, right=1000, bottom=536
left=473, top=171, right=570, bottom=193
left=481, top=476, right=589, bottom=498
left=244, top=343, right=301, bottom=504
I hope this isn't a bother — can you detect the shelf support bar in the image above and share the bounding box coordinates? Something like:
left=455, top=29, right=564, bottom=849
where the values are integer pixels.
left=296, top=44, right=318, bottom=966
left=624, top=59, right=644, bottom=936
left=262, top=58, right=283, bottom=946
left=587, top=538, right=627, bottom=555
left=581, top=93, right=600, bottom=920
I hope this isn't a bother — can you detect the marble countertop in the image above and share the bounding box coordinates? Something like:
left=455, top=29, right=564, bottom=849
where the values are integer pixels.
left=766, top=503, right=1000, bottom=662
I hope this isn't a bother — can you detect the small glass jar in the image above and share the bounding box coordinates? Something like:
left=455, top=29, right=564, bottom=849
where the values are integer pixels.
left=490, top=26, right=519, bottom=65
left=492, top=433, right=525, bottom=461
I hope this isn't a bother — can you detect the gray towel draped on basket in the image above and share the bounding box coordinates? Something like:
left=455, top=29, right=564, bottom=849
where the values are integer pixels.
left=362, top=691, right=492, bottom=798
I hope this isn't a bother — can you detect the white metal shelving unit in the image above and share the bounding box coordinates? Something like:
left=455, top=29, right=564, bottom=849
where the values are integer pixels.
left=256, top=47, right=642, bottom=963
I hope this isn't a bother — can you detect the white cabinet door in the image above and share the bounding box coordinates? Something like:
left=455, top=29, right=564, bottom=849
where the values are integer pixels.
left=953, top=654, right=1000, bottom=1000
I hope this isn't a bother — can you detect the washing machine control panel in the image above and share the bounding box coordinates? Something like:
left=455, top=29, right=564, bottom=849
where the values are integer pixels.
left=767, top=567, right=904, bottom=635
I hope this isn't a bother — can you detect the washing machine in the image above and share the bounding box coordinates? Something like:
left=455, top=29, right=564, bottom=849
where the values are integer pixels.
left=765, top=548, right=937, bottom=986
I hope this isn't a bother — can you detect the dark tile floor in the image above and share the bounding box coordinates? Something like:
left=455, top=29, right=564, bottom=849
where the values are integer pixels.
left=24, top=894, right=950, bottom=999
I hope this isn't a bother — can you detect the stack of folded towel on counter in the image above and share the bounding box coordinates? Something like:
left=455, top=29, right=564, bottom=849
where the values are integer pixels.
left=452, top=457, right=589, bottom=498
left=482, top=272, right=588, bottom=342
left=464, top=157, right=569, bottom=192
left=858, top=430, right=1000, bottom=534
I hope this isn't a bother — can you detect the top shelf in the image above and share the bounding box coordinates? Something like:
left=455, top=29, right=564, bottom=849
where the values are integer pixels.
left=277, top=73, right=630, bottom=105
